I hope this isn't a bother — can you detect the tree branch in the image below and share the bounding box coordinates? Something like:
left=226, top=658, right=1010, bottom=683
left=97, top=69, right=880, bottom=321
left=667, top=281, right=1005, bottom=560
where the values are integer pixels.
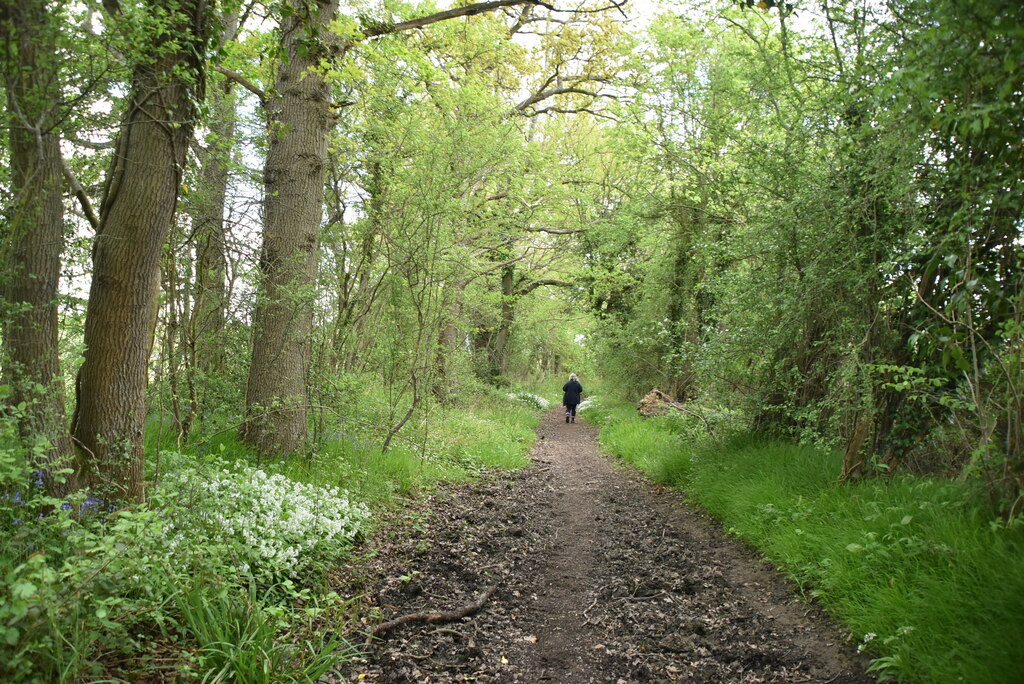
left=214, top=65, right=266, bottom=105
left=61, top=153, right=100, bottom=232
left=370, top=585, right=498, bottom=639
left=522, top=225, right=584, bottom=234
left=524, top=105, right=619, bottom=121
left=362, top=0, right=555, bottom=38
left=515, top=86, right=605, bottom=111
left=516, top=278, right=573, bottom=295
left=64, top=133, right=115, bottom=150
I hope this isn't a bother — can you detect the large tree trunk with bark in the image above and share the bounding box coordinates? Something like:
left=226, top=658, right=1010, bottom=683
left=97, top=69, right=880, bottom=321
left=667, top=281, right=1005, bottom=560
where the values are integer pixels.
left=190, top=10, right=240, bottom=383
left=191, top=77, right=235, bottom=379
left=72, top=0, right=208, bottom=503
left=0, top=0, right=77, bottom=497
left=241, top=0, right=338, bottom=458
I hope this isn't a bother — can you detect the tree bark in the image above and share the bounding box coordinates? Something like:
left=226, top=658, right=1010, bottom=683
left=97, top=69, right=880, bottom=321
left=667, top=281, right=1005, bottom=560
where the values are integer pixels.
left=72, top=0, right=209, bottom=502
left=0, top=0, right=77, bottom=497
left=242, top=0, right=338, bottom=457
left=493, top=265, right=516, bottom=376
left=191, top=69, right=236, bottom=380
left=432, top=280, right=468, bottom=404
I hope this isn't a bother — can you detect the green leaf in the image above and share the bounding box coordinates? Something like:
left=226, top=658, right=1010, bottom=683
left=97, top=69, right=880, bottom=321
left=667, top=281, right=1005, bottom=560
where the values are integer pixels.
left=846, top=543, right=864, bottom=553
left=11, top=582, right=37, bottom=600
left=901, top=515, right=913, bottom=525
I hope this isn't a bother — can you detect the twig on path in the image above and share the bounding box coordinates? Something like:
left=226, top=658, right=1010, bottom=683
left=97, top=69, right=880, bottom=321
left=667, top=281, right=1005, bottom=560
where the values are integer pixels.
left=582, top=596, right=598, bottom=624
left=370, top=585, right=498, bottom=639
left=427, top=627, right=466, bottom=638
left=619, top=590, right=668, bottom=602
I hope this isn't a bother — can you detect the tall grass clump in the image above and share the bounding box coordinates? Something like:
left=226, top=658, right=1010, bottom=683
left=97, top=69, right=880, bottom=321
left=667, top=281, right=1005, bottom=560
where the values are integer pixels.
left=273, top=438, right=466, bottom=508
left=462, top=400, right=538, bottom=469
left=598, top=419, right=691, bottom=486
left=584, top=398, right=711, bottom=486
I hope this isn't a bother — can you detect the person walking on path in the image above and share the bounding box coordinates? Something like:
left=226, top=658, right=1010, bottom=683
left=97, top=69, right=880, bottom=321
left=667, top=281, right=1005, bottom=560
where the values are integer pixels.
left=562, top=373, right=583, bottom=423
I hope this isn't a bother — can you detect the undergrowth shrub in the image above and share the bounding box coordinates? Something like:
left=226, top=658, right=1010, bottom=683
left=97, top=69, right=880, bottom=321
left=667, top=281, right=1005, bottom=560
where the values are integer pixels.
left=1, top=451, right=366, bottom=681
left=161, top=463, right=370, bottom=583
left=507, top=391, right=550, bottom=410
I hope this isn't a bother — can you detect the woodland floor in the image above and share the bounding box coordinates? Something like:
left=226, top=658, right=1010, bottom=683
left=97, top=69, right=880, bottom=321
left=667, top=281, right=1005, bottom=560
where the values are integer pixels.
left=330, top=408, right=873, bottom=683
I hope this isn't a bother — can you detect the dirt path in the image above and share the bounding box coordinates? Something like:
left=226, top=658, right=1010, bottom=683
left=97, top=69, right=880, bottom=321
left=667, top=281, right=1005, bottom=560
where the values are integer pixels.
left=333, top=408, right=871, bottom=683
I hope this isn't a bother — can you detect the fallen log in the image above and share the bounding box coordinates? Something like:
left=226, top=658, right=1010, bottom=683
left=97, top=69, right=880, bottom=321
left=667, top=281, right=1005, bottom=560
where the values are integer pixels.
left=371, top=585, right=498, bottom=638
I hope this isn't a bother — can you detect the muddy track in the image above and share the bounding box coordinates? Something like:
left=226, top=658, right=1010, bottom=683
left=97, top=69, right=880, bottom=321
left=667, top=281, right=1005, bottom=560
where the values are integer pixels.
left=332, top=408, right=871, bottom=683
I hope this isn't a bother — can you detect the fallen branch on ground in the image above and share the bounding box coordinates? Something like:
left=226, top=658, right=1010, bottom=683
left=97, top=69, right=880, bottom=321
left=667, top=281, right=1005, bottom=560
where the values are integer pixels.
left=371, top=585, right=498, bottom=638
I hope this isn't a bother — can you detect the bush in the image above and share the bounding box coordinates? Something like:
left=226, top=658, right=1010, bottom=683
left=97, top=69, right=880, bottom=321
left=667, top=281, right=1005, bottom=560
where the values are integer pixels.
left=507, top=391, right=550, bottom=410
left=0, top=452, right=368, bottom=681
left=160, top=463, right=370, bottom=583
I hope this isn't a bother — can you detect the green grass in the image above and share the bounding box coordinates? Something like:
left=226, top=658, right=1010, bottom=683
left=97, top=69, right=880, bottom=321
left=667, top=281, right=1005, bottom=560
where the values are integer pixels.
left=175, top=581, right=352, bottom=682
left=598, top=419, right=691, bottom=486
left=143, top=392, right=540, bottom=508
left=593, top=407, right=1024, bottom=684
left=269, top=399, right=538, bottom=505
left=273, top=441, right=467, bottom=508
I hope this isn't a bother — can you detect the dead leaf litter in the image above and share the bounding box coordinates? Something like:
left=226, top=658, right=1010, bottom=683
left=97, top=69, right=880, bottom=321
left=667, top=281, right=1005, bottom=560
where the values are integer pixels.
left=329, top=409, right=871, bottom=684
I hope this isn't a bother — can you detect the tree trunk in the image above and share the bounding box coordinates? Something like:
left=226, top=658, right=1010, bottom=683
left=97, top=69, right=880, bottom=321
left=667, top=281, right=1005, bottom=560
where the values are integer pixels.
left=190, top=10, right=239, bottom=382
left=842, top=410, right=869, bottom=481
left=0, top=0, right=77, bottom=497
left=72, top=0, right=208, bottom=503
left=242, top=0, right=338, bottom=457
left=191, top=83, right=234, bottom=378
left=492, top=265, right=516, bottom=377
left=432, top=280, right=467, bottom=404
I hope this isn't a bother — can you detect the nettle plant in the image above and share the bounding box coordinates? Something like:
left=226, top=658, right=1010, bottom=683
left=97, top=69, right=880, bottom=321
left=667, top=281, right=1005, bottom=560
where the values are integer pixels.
left=161, top=464, right=371, bottom=582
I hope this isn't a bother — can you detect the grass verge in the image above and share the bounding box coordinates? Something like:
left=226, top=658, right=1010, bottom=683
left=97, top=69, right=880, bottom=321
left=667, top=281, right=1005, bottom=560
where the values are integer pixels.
left=585, top=402, right=1024, bottom=684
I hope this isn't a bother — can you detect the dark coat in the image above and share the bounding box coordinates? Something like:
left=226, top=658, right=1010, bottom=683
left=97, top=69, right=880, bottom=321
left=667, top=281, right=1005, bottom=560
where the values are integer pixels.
left=562, top=379, right=583, bottom=406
